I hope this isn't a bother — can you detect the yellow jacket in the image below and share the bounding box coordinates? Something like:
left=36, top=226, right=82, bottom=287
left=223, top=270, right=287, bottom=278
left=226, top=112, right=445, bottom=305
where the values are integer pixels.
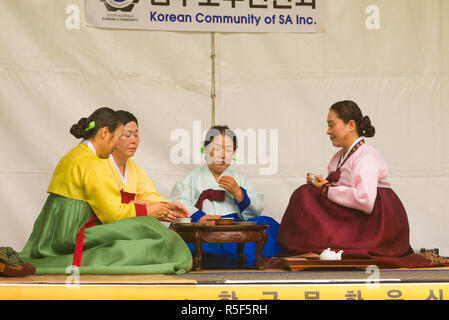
left=47, top=143, right=142, bottom=224
left=105, top=157, right=168, bottom=203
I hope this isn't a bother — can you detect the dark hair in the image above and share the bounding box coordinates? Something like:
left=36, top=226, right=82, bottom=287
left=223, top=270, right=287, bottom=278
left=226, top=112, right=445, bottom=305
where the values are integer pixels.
left=204, top=125, right=238, bottom=152
left=70, top=107, right=121, bottom=139
left=330, top=100, right=375, bottom=138
left=116, top=110, right=138, bottom=126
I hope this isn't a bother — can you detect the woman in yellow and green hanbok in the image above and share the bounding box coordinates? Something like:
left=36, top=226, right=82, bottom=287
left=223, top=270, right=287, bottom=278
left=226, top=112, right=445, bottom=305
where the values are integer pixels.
left=19, top=108, right=192, bottom=274
left=104, top=110, right=190, bottom=223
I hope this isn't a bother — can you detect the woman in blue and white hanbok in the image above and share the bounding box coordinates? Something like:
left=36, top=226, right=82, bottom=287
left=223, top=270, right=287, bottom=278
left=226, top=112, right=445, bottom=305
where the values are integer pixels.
left=169, top=125, right=283, bottom=268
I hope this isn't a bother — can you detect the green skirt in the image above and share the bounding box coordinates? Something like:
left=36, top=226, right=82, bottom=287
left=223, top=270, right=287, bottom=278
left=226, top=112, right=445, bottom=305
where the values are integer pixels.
left=19, top=194, right=192, bottom=275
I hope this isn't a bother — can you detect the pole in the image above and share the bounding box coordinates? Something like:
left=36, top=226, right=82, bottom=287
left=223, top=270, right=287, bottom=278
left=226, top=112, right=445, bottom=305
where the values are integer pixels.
left=210, top=32, right=216, bottom=127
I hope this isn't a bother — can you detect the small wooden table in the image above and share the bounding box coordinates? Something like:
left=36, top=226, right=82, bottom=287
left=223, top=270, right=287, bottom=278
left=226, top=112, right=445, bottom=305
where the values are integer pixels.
left=173, top=223, right=268, bottom=270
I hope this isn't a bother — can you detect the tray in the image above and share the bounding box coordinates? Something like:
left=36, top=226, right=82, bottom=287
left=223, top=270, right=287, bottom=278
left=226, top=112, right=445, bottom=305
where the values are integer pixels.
left=282, top=257, right=379, bottom=271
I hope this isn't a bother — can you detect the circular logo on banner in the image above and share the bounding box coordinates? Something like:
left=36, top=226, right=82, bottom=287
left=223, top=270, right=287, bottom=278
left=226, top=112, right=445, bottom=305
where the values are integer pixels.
left=105, top=0, right=134, bottom=8
left=101, top=0, right=139, bottom=12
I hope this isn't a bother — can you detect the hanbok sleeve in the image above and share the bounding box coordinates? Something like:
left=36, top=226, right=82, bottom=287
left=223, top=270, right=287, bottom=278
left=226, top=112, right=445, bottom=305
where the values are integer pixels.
left=84, top=163, right=145, bottom=224
left=326, top=155, right=381, bottom=214
left=236, top=176, right=264, bottom=220
left=136, top=166, right=168, bottom=203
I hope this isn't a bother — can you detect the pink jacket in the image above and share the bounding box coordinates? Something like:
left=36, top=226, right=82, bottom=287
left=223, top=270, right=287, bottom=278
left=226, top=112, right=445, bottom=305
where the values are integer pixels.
left=327, top=143, right=391, bottom=214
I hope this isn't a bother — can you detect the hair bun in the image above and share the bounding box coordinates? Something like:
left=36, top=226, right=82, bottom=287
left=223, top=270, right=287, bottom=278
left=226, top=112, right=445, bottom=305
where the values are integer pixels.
left=360, top=116, right=375, bottom=137
left=70, top=117, right=89, bottom=139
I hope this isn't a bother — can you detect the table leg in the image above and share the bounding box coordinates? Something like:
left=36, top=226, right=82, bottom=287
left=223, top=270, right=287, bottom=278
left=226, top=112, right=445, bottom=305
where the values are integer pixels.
left=192, top=237, right=202, bottom=271
left=255, top=231, right=267, bottom=269
left=237, top=243, right=245, bottom=268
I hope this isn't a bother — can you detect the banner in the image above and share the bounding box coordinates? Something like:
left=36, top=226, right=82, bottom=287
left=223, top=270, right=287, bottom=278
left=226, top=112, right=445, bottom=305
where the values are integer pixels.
left=85, top=0, right=326, bottom=33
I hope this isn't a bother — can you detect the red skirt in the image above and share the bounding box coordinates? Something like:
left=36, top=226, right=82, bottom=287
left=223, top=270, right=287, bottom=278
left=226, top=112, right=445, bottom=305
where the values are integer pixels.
left=277, top=184, right=440, bottom=268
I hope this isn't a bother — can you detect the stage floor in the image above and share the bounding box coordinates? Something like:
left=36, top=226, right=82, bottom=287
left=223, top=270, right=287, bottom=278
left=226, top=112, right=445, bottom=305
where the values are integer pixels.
left=2, top=267, right=449, bottom=300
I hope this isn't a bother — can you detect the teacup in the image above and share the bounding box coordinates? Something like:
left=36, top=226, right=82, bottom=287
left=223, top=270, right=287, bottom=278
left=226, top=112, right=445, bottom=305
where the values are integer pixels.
left=308, top=173, right=325, bottom=183
left=175, top=217, right=192, bottom=224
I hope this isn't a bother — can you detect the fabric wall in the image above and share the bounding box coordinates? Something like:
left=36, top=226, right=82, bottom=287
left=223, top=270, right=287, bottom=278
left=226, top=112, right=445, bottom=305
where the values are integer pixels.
left=1, top=0, right=448, bottom=255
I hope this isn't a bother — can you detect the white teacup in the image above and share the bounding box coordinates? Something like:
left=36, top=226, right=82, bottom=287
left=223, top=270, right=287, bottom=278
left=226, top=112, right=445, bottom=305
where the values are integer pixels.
left=175, top=217, right=192, bottom=224
left=309, top=173, right=317, bottom=182
left=308, top=173, right=325, bottom=183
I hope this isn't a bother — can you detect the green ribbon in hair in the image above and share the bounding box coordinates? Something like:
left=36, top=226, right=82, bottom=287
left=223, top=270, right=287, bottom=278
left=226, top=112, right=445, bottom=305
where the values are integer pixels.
left=84, top=121, right=96, bottom=132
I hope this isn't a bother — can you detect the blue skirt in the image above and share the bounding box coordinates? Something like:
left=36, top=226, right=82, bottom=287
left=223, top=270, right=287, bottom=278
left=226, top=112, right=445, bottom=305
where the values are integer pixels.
left=187, top=215, right=284, bottom=268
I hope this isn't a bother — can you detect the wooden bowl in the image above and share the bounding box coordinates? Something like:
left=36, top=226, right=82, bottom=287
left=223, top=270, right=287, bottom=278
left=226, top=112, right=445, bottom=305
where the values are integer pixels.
left=215, top=218, right=234, bottom=225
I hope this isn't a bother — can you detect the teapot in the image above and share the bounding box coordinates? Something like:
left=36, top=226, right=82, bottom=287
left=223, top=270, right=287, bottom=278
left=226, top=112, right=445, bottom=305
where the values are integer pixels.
left=319, top=248, right=344, bottom=260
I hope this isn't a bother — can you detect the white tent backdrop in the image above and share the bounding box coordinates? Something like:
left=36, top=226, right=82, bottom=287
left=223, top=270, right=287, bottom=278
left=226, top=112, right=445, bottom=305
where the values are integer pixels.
left=1, top=0, right=448, bottom=255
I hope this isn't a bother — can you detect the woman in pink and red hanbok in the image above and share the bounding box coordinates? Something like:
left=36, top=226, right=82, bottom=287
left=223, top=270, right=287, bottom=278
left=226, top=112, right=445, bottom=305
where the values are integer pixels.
left=277, top=100, right=446, bottom=268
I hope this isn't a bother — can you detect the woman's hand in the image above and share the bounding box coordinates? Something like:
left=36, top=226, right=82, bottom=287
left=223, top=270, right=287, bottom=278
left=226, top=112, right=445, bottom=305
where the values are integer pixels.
left=218, top=176, right=244, bottom=202
left=134, top=201, right=189, bottom=222
left=308, top=174, right=329, bottom=189
left=146, top=202, right=170, bottom=221
left=198, top=214, right=222, bottom=226
left=166, top=202, right=190, bottom=222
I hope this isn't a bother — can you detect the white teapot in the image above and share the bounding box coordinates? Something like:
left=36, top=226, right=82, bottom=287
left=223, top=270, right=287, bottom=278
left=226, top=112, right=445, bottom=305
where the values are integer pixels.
left=320, top=248, right=344, bottom=260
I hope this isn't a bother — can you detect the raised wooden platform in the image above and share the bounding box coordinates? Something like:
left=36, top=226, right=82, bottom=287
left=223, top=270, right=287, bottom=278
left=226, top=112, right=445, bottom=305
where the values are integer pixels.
left=2, top=267, right=449, bottom=300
